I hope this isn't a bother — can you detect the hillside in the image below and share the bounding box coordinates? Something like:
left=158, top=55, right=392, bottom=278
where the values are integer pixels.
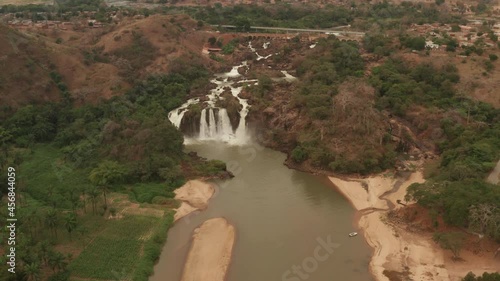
left=0, top=14, right=217, bottom=110
left=0, top=24, right=61, bottom=114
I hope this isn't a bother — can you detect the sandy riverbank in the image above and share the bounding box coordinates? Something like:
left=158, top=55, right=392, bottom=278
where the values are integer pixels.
left=330, top=170, right=500, bottom=281
left=180, top=218, right=235, bottom=281
left=487, top=160, right=500, bottom=185
left=173, top=180, right=215, bottom=222
left=330, top=171, right=447, bottom=281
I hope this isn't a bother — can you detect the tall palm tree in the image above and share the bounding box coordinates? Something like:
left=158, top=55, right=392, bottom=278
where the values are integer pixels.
left=67, top=190, right=80, bottom=214
left=63, top=213, right=77, bottom=241
left=22, top=208, right=36, bottom=240
left=89, top=161, right=128, bottom=210
left=80, top=186, right=87, bottom=214
left=88, top=187, right=100, bottom=215
left=24, top=262, right=40, bottom=281
left=48, top=252, right=67, bottom=273
left=38, top=241, right=51, bottom=266
left=45, top=209, right=59, bottom=238
left=100, top=185, right=110, bottom=211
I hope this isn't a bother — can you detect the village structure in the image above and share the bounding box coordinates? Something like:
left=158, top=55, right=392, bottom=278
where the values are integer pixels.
left=1, top=3, right=500, bottom=53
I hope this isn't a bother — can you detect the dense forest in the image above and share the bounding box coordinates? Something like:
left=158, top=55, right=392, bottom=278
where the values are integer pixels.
left=0, top=63, right=228, bottom=281
left=0, top=1, right=468, bottom=29
left=186, top=2, right=467, bottom=30
left=370, top=59, right=500, bottom=241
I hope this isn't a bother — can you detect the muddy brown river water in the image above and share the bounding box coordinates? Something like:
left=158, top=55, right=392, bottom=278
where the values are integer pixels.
left=150, top=141, right=373, bottom=281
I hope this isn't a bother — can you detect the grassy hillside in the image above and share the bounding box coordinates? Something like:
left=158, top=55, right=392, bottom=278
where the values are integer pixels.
left=0, top=24, right=61, bottom=114
left=0, top=14, right=218, bottom=109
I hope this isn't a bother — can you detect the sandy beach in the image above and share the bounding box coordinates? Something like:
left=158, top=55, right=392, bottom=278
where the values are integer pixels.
left=330, top=170, right=500, bottom=281
left=173, top=180, right=215, bottom=222
left=180, top=218, right=235, bottom=281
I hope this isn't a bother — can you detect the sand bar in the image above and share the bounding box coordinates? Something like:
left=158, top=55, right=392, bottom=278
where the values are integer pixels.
left=174, top=180, right=214, bottom=222
left=330, top=171, right=451, bottom=281
left=330, top=169, right=500, bottom=281
left=180, top=218, right=235, bottom=281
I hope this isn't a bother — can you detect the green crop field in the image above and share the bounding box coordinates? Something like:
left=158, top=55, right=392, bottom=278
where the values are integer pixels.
left=70, top=215, right=161, bottom=279
left=20, top=144, right=92, bottom=208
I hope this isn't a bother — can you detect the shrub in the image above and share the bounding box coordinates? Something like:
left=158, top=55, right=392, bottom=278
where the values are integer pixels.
left=221, top=39, right=238, bottom=55
left=401, top=35, right=426, bottom=50
left=450, top=25, right=461, bottom=32
left=484, top=60, right=494, bottom=72
left=291, top=146, right=308, bottom=163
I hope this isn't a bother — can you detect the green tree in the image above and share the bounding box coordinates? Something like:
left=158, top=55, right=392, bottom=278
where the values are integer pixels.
left=48, top=252, right=67, bottom=273
left=79, top=186, right=88, bottom=213
left=234, top=16, right=251, bottom=32
left=37, top=241, right=51, bottom=266
left=451, top=25, right=461, bottom=32
left=208, top=36, right=217, bottom=46
left=0, top=127, right=13, bottom=145
left=89, top=160, right=128, bottom=209
left=291, top=146, right=308, bottom=163
left=401, top=35, right=426, bottom=50
left=66, top=189, right=80, bottom=213
left=87, top=187, right=100, bottom=215
left=25, top=262, right=40, bottom=281
left=63, top=213, right=77, bottom=240
left=433, top=232, right=465, bottom=259
left=462, top=272, right=500, bottom=281
left=45, top=209, right=59, bottom=238
left=363, top=34, right=391, bottom=57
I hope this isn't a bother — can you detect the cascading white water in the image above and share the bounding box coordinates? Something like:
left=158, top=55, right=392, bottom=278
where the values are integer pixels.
left=168, top=98, right=199, bottom=127
left=248, top=42, right=272, bottom=61
left=217, top=109, right=233, bottom=138
left=168, top=41, right=288, bottom=145
left=199, top=107, right=233, bottom=141
left=197, top=108, right=235, bottom=141
left=199, top=108, right=209, bottom=138
left=208, top=108, right=217, bottom=138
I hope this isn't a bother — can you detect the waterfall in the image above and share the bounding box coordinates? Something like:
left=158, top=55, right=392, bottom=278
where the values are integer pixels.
left=208, top=108, right=217, bottom=137
left=168, top=108, right=186, bottom=128
left=199, top=108, right=209, bottom=139
left=231, top=86, right=249, bottom=144
left=168, top=98, right=199, bottom=128
left=168, top=42, right=282, bottom=145
left=248, top=41, right=272, bottom=61
left=217, top=108, right=233, bottom=138
left=197, top=108, right=235, bottom=141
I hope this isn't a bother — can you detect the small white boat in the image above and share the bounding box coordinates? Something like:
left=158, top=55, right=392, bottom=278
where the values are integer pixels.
left=348, top=232, right=358, bottom=237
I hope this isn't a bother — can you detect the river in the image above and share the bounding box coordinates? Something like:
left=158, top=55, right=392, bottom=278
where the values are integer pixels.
left=150, top=141, right=373, bottom=281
